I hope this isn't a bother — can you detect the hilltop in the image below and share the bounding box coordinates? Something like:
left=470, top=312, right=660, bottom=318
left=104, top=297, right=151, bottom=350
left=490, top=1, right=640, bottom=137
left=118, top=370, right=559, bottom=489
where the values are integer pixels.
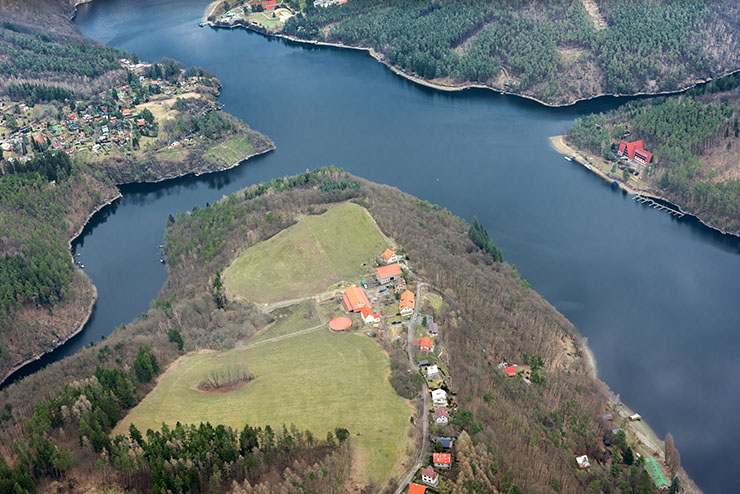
left=207, top=0, right=740, bottom=106
left=0, top=169, right=698, bottom=493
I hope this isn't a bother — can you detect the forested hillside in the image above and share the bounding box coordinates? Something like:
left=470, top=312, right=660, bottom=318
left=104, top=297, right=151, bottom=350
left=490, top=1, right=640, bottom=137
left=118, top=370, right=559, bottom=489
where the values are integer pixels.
left=568, top=72, right=740, bottom=233
left=0, top=0, right=125, bottom=96
left=280, top=0, right=740, bottom=105
left=0, top=151, right=119, bottom=380
left=0, top=169, right=687, bottom=493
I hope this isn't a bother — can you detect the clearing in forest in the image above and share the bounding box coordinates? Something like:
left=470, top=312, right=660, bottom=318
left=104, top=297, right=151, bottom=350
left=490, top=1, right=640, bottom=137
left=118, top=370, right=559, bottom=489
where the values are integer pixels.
left=223, top=202, right=391, bottom=303
left=114, top=329, right=413, bottom=484
left=579, top=0, right=607, bottom=30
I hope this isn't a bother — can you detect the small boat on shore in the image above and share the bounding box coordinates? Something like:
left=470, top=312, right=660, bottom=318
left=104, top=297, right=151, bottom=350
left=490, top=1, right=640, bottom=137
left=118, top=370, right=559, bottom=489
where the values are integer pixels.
left=564, top=155, right=573, bottom=162
left=198, top=22, right=206, bottom=27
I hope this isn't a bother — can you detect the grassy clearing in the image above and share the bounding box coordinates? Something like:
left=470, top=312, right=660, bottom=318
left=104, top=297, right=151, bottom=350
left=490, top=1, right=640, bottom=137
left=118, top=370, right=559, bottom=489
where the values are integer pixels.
left=224, top=203, right=391, bottom=303
left=115, top=329, right=412, bottom=484
left=204, top=135, right=254, bottom=165
left=253, top=301, right=321, bottom=342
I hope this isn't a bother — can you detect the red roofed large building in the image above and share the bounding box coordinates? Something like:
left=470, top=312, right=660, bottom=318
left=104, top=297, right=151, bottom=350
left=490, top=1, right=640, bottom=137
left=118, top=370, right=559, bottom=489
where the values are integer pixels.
left=343, top=285, right=370, bottom=312
left=433, top=452, right=452, bottom=469
left=376, top=263, right=402, bottom=284
left=619, top=140, right=652, bottom=165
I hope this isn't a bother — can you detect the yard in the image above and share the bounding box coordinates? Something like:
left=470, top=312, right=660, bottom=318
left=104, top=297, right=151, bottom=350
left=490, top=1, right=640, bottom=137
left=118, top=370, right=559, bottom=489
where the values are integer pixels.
left=251, top=300, right=322, bottom=342
left=203, top=134, right=254, bottom=165
left=114, top=329, right=413, bottom=484
left=223, top=202, right=391, bottom=303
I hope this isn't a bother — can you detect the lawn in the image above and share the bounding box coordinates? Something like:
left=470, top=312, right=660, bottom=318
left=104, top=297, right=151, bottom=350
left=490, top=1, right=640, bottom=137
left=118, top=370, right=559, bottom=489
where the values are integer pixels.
left=252, top=301, right=322, bottom=342
left=203, top=135, right=254, bottom=165
left=223, top=203, right=391, bottom=303
left=115, top=329, right=413, bottom=484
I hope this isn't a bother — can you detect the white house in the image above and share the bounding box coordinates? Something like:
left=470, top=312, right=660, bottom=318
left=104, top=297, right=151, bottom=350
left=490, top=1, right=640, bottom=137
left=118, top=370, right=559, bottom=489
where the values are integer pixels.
left=381, top=248, right=399, bottom=264
left=434, top=407, right=449, bottom=426
left=359, top=306, right=380, bottom=325
left=426, top=365, right=440, bottom=379
left=421, top=466, right=439, bottom=487
left=431, top=389, right=448, bottom=407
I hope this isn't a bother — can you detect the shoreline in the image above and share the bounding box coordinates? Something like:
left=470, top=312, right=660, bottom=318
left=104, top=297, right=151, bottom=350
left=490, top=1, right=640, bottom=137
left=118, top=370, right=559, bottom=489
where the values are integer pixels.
left=549, top=135, right=740, bottom=239
left=0, top=144, right=274, bottom=388
left=205, top=19, right=740, bottom=108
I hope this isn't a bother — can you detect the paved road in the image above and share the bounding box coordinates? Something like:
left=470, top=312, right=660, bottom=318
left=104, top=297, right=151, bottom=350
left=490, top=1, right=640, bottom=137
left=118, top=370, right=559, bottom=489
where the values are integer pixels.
left=394, top=282, right=429, bottom=494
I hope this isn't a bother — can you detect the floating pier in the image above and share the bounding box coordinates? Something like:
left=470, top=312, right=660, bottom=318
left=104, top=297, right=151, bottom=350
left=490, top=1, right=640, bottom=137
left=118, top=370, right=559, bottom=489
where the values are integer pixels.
left=633, top=195, right=685, bottom=218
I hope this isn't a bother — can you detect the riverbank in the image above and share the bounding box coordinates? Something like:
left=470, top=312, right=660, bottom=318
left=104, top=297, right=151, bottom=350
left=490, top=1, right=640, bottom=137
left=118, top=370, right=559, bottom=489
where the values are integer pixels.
left=549, top=135, right=740, bottom=239
left=204, top=14, right=740, bottom=109
left=0, top=140, right=274, bottom=388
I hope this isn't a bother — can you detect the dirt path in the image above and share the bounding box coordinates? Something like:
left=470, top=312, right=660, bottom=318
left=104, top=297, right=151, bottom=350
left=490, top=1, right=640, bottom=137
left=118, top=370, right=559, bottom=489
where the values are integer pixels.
left=394, top=282, right=429, bottom=494
left=237, top=324, right=324, bottom=350
left=579, top=0, right=607, bottom=30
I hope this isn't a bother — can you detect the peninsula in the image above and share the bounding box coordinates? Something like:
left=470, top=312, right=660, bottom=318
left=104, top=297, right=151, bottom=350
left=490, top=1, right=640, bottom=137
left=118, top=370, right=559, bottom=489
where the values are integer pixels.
left=0, top=169, right=699, bottom=493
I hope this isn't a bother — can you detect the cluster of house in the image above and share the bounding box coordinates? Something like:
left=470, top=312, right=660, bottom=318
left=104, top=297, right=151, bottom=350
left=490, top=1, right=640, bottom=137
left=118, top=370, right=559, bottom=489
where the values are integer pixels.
left=336, top=249, right=413, bottom=327
left=0, top=59, right=206, bottom=163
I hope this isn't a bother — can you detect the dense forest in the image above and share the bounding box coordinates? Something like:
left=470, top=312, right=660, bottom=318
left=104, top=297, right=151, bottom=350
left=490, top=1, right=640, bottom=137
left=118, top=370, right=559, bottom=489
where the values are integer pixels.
left=0, top=169, right=682, bottom=492
left=280, top=0, right=740, bottom=105
left=568, top=72, right=740, bottom=234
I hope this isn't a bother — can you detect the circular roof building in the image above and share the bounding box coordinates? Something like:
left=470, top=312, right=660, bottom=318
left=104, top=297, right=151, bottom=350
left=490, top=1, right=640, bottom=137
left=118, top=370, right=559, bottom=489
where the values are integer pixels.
left=329, top=317, right=352, bottom=332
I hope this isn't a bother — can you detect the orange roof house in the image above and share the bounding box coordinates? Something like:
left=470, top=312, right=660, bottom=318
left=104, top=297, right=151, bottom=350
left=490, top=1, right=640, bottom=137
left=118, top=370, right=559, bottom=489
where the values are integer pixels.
left=504, top=365, right=517, bottom=377
left=400, top=290, right=415, bottom=316
left=419, top=336, right=434, bottom=353
left=408, top=483, right=427, bottom=494
left=359, top=306, right=381, bottom=325
left=381, top=248, right=397, bottom=263
left=343, top=285, right=370, bottom=312
left=433, top=452, right=452, bottom=469
left=376, top=263, right=402, bottom=284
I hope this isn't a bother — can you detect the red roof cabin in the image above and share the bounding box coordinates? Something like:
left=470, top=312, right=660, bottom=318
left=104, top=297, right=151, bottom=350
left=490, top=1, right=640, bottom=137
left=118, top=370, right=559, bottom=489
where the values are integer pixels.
left=619, top=140, right=652, bottom=165
left=503, top=365, right=517, bottom=377
left=421, top=466, right=439, bottom=487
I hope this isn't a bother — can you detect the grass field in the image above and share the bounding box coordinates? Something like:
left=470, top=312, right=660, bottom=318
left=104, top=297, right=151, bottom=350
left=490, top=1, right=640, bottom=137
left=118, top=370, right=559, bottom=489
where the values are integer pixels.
left=252, top=301, right=322, bottom=342
left=223, top=203, right=391, bottom=303
left=204, top=135, right=254, bottom=165
left=115, top=329, right=413, bottom=484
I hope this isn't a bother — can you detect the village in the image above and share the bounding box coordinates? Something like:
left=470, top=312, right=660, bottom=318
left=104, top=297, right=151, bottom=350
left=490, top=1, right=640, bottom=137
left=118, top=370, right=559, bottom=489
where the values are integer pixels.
left=324, top=243, right=674, bottom=493
left=0, top=57, right=224, bottom=166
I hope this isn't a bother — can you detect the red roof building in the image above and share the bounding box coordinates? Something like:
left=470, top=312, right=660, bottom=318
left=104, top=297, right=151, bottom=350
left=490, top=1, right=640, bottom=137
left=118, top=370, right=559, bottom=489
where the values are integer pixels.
left=503, top=365, right=517, bottom=377
left=618, top=140, right=652, bottom=165
left=420, top=466, right=438, bottom=487
left=419, top=336, right=434, bottom=353
left=343, top=285, right=370, bottom=312
left=433, top=452, right=452, bottom=469
left=376, top=263, right=402, bottom=283
left=408, top=483, right=427, bottom=494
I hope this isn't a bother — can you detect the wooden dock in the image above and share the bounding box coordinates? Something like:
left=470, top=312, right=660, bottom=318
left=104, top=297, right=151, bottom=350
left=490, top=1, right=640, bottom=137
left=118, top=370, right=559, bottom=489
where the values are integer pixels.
left=633, top=195, right=685, bottom=218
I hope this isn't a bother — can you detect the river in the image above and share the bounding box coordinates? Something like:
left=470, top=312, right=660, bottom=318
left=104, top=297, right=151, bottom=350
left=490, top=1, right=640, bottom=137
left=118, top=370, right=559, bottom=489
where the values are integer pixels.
left=19, top=0, right=740, bottom=490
